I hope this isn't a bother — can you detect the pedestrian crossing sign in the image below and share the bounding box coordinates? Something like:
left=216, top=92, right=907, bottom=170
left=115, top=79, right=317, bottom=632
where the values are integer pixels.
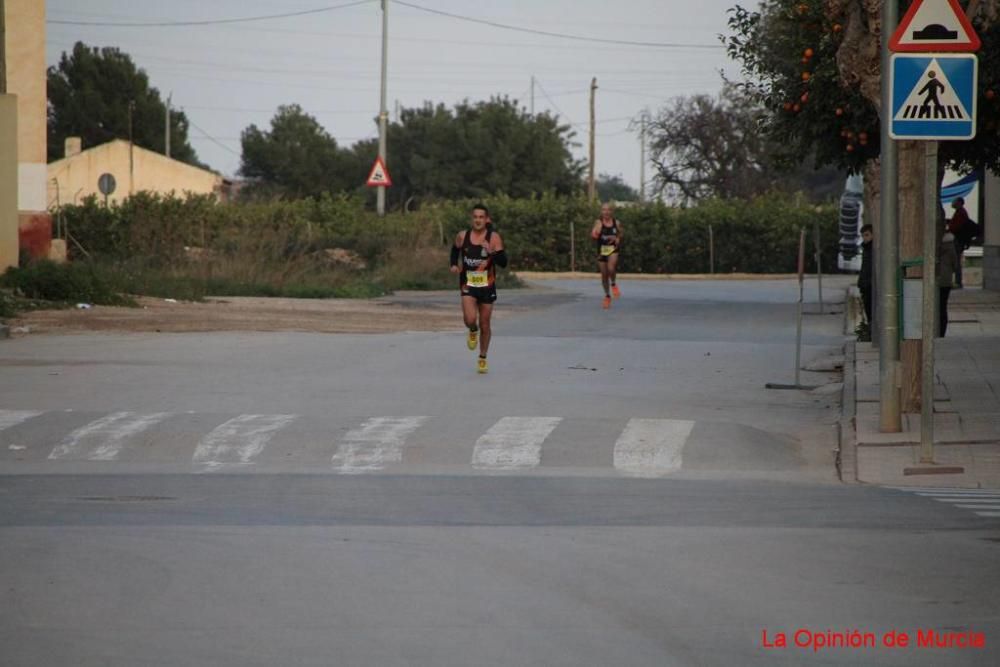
left=890, top=53, right=977, bottom=140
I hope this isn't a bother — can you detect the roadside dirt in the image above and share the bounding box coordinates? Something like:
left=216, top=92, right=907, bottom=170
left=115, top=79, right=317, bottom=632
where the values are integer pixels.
left=8, top=295, right=463, bottom=336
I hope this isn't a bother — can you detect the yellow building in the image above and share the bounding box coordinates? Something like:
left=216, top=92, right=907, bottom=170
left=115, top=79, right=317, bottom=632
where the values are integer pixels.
left=2, top=0, right=48, bottom=268
left=48, top=138, right=230, bottom=207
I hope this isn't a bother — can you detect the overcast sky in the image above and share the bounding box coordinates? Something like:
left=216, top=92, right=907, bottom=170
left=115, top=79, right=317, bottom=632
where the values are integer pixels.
left=46, top=0, right=744, bottom=191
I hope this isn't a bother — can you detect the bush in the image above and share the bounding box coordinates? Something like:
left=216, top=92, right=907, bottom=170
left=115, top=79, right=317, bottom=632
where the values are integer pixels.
left=53, top=191, right=840, bottom=303
left=1, top=260, right=135, bottom=306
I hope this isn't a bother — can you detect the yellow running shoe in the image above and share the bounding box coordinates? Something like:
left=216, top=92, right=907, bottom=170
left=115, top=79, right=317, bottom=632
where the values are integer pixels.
left=467, top=329, right=478, bottom=350
left=602, top=296, right=611, bottom=309
left=612, top=284, right=621, bottom=299
left=477, top=357, right=489, bottom=374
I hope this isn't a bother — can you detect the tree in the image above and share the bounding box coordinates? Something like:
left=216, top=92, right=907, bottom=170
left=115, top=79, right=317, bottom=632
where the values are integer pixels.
left=47, top=42, right=202, bottom=166
left=725, top=1, right=1000, bottom=411
left=595, top=174, right=639, bottom=202
left=367, top=97, right=584, bottom=206
left=239, top=105, right=364, bottom=200
left=646, top=89, right=776, bottom=203
left=644, top=85, right=843, bottom=203
left=724, top=1, right=999, bottom=175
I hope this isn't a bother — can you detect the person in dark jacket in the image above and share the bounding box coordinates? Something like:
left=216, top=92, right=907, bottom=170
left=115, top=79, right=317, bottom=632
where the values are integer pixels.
left=938, top=230, right=959, bottom=337
left=947, top=198, right=970, bottom=288
left=858, top=224, right=874, bottom=324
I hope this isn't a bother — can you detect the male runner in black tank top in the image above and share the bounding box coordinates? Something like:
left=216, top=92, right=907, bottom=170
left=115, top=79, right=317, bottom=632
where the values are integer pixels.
left=590, top=202, right=623, bottom=309
left=450, top=203, right=507, bottom=374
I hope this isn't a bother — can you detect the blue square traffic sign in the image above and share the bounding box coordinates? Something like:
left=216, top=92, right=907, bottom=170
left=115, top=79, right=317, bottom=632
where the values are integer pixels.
left=890, top=53, right=978, bottom=140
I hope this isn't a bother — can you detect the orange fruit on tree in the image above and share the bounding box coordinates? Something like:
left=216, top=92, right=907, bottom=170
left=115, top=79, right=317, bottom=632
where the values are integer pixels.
left=804, top=48, right=814, bottom=58
left=835, top=107, right=844, bottom=116
left=832, top=23, right=843, bottom=33
left=801, top=71, right=811, bottom=82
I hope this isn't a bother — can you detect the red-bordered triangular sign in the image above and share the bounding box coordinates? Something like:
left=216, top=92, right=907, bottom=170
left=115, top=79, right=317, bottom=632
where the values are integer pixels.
left=889, top=0, right=981, bottom=52
left=366, top=157, right=392, bottom=187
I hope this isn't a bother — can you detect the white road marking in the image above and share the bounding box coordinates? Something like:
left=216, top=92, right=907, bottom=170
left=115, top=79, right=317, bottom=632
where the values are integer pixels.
left=915, top=491, right=1000, bottom=497
left=471, top=417, right=562, bottom=470
left=930, top=497, right=1000, bottom=503
left=48, top=412, right=170, bottom=460
left=901, top=488, right=996, bottom=494
left=614, top=418, right=695, bottom=476
left=332, top=416, right=428, bottom=473
left=955, top=504, right=1000, bottom=510
left=975, top=512, right=1000, bottom=518
left=0, top=410, right=42, bottom=432
left=193, top=414, right=296, bottom=469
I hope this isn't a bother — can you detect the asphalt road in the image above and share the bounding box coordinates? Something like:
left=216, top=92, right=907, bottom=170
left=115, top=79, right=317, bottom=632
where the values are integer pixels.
left=2, top=277, right=998, bottom=666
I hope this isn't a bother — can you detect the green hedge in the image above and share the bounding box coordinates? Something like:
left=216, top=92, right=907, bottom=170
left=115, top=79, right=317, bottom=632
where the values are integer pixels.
left=56, top=192, right=840, bottom=276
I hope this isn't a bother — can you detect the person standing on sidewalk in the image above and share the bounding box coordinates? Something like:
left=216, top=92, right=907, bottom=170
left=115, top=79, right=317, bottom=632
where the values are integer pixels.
left=938, top=228, right=959, bottom=337
left=858, top=224, right=874, bottom=325
left=947, top=198, right=971, bottom=288
left=591, top=203, right=623, bottom=309
left=450, top=203, right=507, bottom=374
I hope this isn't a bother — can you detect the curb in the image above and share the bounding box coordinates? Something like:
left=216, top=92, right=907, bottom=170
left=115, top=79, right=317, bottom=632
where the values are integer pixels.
left=0, top=324, right=9, bottom=340
left=838, top=338, right=858, bottom=484
left=837, top=283, right=859, bottom=484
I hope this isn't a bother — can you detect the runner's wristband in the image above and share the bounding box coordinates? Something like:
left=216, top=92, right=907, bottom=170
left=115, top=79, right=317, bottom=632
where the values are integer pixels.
left=492, top=249, right=508, bottom=268
left=450, top=246, right=460, bottom=267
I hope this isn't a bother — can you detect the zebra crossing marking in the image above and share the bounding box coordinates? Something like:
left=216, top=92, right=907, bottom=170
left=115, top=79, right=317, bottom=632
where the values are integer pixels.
left=892, top=487, right=1000, bottom=519
left=193, top=414, right=296, bottom=470
left=614, top=418, right=695, bottom=476
left=48, top=412, right=171, bottom=461
left=0, top=410, right=43, bottom=432
left=332, top=416, right=428, bottom=473
left=471, top=417, right=562, bottom=470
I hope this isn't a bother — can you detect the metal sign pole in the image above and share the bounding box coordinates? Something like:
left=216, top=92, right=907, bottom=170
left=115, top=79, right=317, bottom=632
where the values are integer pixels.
left=814, top=219, right=824, bottom=314
left=920, top=141, right=939, bottom=463
left=766, top=228, right=817, bottom=391
left=879, top=0, right=902, bottom=433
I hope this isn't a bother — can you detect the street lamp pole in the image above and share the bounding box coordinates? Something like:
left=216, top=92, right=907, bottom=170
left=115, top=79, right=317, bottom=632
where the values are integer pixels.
left=377, top=0, right=389, bottom=216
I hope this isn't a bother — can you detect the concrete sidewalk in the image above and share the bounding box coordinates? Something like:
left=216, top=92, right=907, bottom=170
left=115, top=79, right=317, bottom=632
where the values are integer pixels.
left=841, top=287, right=1000, bottom=488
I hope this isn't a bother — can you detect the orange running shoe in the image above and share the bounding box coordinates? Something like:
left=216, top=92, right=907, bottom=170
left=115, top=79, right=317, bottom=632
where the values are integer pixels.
left=602, top=296, right=611, bottom=309
left=612, top=284, right=621, bottom=299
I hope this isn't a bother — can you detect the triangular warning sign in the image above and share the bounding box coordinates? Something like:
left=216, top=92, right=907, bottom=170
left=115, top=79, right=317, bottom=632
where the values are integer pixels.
left=893, top=58, right=970, bottom=122
left=366, top=157, right=392, bottom=187
left=890, top=0, right=981, bottom=52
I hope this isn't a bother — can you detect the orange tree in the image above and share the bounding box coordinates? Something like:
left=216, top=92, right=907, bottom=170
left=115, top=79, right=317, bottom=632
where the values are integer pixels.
left=724, top=1, right=1000, bottom=175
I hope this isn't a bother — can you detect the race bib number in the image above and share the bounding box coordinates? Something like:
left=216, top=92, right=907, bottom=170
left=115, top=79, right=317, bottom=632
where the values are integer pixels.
left=467, top=270, right=489, bottom=288
left=600, top=244, right=616, bottom=257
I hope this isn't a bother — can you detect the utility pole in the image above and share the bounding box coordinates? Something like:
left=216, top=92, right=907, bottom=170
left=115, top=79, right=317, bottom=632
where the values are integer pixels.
left=639, top=111, right=646, bottom=202
left=530, top=75, right=535, bottom=115
left=878, top=0, right=902, bottom=432
left=165, top=93, right=171, bottom=159
left=376, top=0, right=389, bottom=216
left=588, top=77, right=597, bottom=202
left=128, top=100, right=135, bottom=194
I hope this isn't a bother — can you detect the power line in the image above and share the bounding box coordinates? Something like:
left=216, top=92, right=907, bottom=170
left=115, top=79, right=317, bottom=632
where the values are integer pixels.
left=47, top=0, right=374, bottom=27
left=184, top=105, right=370, bottom=114
left=391, top=0, right=723, bottom=49
left=186, top=118, right=241, bottom=157
left=533, top=79, right=575, bottom=127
